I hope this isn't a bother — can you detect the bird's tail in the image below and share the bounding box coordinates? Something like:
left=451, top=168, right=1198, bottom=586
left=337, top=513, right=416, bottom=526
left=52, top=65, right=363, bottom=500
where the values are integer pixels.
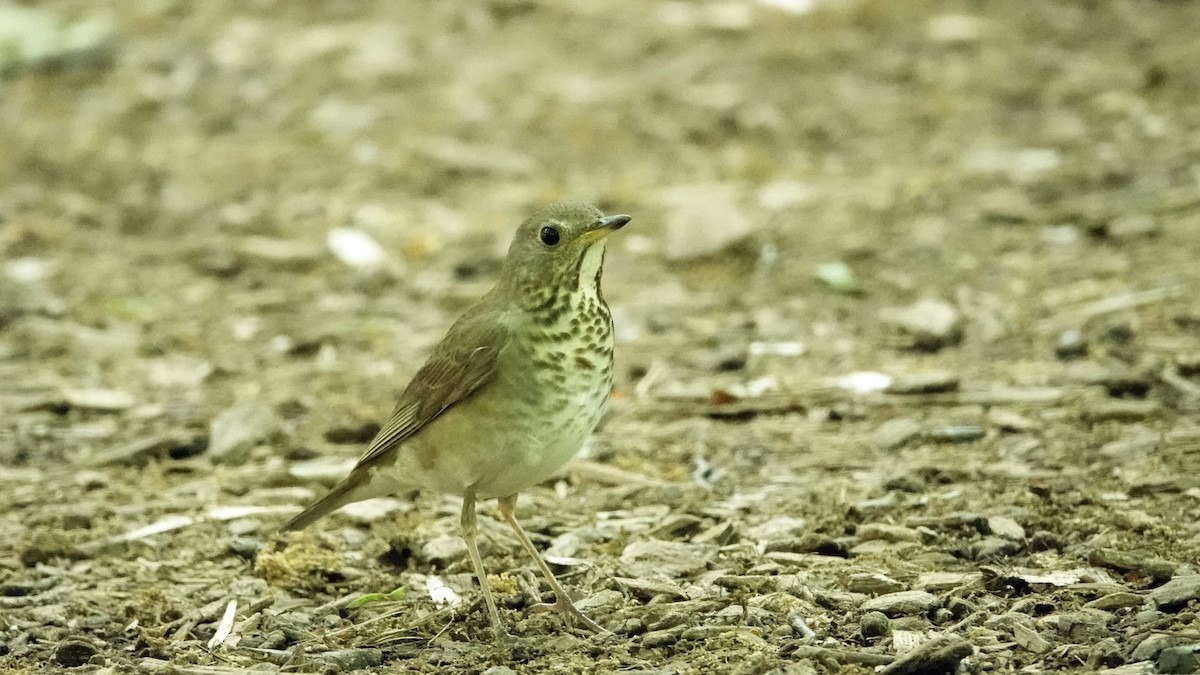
left=280, top=467, right=376, bottom=532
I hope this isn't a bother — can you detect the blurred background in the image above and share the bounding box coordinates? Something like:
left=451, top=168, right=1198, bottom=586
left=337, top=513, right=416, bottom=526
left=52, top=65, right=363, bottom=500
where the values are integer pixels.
left=3, top=0, right=1200, bottom=672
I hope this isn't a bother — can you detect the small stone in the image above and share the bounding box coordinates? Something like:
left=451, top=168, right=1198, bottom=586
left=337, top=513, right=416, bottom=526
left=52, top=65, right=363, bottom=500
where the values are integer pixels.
left=482, top=667, right=519, bottom=675
left=575, top=589, right=624, bottom=612
left=880, top=635, right=972, bottom=675
left=813, top=261, right=860, bottom=294
left=926, top=13, right=984, bottom=44
left=977, top=187, right=1035, bottom=223
left=1158, top=644, right=1200, bottom=675
left=660, top=184, right=754, bottom=261
left=871, top=418, right=923, bottom=450
left=641, top=626, right=684, bottom=647
left=1055, top=329, right=1088, bottom=360
left=879, top=299, right=963, bottom=351
left=861, top=591, right=938, bottom=617
left=916, top=572, right=982, bottom=592
left=208, top=401, right=278, bottom=465
left=1089, top=637, right=1124, bottom=669
left=227, top=536, right=263, bottom=559
left=970, top=536, right=1021, bottom=559
left=1084, top=592, right=1145, bottom=611
left=1130, top=633, right=1187, bottom=662
left=327, top=228, right=386, bottom=270
left=236, top=236, right=323, bottom=269
left=1011, top=622, right=1052, bottom=654
left=1083, top=399, right=1161, bottom=423
left=421, top=534, right=468, bottom=566
left=1107, top=213, right=1161, bottom=240
left=985, top=516, right=1026, bottom=541
left=317, top=648, right=383, bottom=671
left=987, top=408, right=1039, bottom=432
left=860, top=610, right=891, bottom=638
left=612, top=577, right=688, bottom=601
left=886, top=372, right=959, bottom=394
left=64, top=388, right=134, bottom=412
left=1056, top=609, right=1112, bottom=641
left=54, top=639, right=98, bottom=667
left=926, top=425, right=985, bottom=443
left=746, top=517, right=808, bottom=541
left=1135, top=609, right=1165, bottom=627
left=620, top=540, right=714, bottom=579
left=857, top=523, right=924, bottom=544
left=848, top=573, right=905, bottom=595
left=1148, top=575, right=1200, bottom=611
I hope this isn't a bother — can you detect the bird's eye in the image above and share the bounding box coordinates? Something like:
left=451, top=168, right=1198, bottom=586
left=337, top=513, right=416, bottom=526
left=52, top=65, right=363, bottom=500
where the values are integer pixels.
left=539, top=226, right=560, bottom=246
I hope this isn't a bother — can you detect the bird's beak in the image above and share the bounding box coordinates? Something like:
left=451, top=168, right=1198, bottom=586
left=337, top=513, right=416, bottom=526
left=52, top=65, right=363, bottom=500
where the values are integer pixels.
left=580, top=214, right=632, bottom=243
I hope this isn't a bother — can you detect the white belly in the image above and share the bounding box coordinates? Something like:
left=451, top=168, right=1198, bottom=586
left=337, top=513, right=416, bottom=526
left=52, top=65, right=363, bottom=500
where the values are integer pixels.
left=380, top=367, right=610, bottom=499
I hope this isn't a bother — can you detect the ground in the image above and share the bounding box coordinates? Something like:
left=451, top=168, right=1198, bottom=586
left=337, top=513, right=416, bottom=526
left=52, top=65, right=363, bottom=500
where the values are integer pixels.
left=2, top=1, right=1200, bottom=673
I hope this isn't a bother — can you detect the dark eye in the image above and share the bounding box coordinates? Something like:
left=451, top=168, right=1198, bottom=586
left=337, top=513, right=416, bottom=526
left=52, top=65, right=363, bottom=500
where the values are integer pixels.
left=539, top=226, right=560, bottom=246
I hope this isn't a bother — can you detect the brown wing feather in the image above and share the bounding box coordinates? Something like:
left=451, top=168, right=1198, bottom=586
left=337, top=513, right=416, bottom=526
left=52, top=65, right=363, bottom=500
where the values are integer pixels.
left=354, top=309, right=507, bottom=468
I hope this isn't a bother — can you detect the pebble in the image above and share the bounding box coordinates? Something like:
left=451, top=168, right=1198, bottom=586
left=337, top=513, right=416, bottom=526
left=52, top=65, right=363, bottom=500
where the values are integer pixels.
left=1056, top=609, right=1113, bottom=641
left=1148, top=575, right=1200, bottom=611
left=641, top=626, right=684, bottom=647
left=879, top=299, right=963, bottom=351
left=916, top=572, right=983, bottom=592
left=813, top=261, right=860, bottom=294
left=1106, top=213, right=1161, bottom=240
left=208, top=401, right=278, bottom=465
left=1055, top=329, right=1088, bottom=360
left=575, top=589, right=624, bottom=612
left=1089, top=637, right=1124, bottom=669
left=620, top=540, right=714, bottom=579
left=926, top=425, right=985, bottom=443
left=327, top=228, right=386, bottom=270
left=746, top=516, right=809, bottom=541
left=872, top=418, right=923, bottom=451
left=926, top=13, right=984, bottom=44
left=421, top=534, right=468, bottom=566
left=0, top=4, right=115, bottom=75
left=977, top=187, right=1036, bottom=223
left=316, top=648, right=383, bottom=672
left=969, top=536, right=1020, bottom=559
left=857, top=523, right=924, bottom=544
left=1083, top=592, right=1145, bottom=611
left=1158, top=644, right=1200, bottom=674
left=987, top=408, right=1040, bottom=432
left=861, top=591, right=937, bottom=617
left=612, top=576, right=688, bottom=601
left=64, top=388, right=135, bottom=412
left=880, top=635, right=972, bottom=675
left=54, top=639, right=99, bottom=667
left=1083, top=399, right=1161, bottom=423
left=885, top=372, right=960, bottom=394
left=985, top=516, right=1026, bottom=541
left=859, top=611, right=891, bottom=638
left=236, top=236, right=323, bottom=268
left=848, top=573, right=905, bottom=595
left=659, top=184, right=754, bottom=261
left=1011, top=621, right=1052, bottom=654
left=1131, top=633, right=1188, bottom=662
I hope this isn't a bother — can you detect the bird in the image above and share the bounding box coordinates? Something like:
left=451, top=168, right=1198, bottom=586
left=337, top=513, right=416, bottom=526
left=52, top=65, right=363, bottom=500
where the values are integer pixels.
left=281, top=202, right=630, bottom=637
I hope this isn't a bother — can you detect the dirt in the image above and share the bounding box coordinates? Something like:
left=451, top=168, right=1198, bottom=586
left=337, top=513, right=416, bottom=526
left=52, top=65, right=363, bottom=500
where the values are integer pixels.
left=3, top=1, right=1200, bottom=673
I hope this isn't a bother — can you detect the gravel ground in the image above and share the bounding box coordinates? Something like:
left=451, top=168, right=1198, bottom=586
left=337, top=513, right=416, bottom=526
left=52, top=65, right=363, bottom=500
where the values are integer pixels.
left=3, top=1, right=1200, bottom=673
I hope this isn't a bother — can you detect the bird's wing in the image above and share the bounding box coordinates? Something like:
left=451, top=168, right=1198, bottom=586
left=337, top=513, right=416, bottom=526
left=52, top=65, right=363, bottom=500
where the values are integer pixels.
left=354, top=309, right=508, bottom=468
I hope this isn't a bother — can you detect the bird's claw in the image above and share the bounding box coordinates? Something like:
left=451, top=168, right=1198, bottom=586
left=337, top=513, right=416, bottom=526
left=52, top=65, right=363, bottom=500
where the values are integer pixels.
left=527, top=599, right=611, bottom=635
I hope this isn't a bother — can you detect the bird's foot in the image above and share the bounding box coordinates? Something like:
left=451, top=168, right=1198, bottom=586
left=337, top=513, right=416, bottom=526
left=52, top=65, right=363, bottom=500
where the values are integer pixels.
left=528, top=598, right=611, bottom=635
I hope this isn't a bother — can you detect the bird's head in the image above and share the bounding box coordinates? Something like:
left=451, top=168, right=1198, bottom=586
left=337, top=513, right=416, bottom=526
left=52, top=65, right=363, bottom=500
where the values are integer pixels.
left=497, top=202, right=631, bottom=310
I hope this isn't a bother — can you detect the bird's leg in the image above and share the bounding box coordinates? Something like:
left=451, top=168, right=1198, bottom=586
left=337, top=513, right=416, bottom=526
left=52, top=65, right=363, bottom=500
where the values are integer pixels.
left=461, top=489, right=507, bottom=639
left=497, top=494, right=609, bottom=634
